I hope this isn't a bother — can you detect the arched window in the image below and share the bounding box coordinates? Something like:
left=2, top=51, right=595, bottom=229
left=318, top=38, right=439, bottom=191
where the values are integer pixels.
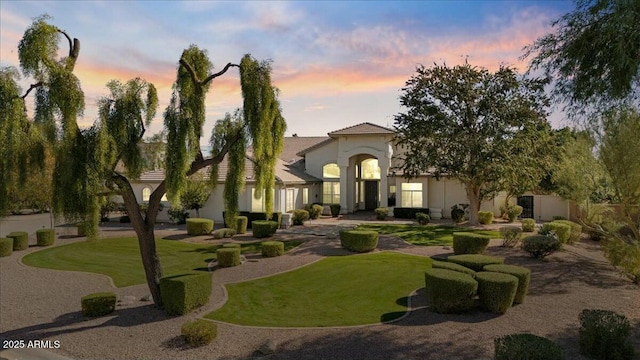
left=142, top=187, right=151, bottom=202
left=322, top=163, right=340, bottom=178
left=361, top=158, right=380, bottom=179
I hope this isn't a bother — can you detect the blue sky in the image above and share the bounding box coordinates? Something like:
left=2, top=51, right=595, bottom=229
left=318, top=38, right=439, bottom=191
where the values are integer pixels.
left=1, top=1, right=573, bottom=143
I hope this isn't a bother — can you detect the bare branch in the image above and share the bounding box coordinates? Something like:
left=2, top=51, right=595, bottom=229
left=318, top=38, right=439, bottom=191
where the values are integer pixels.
left=19, top=82, right=43, bottom=99
left=179, top=58, right=201, bottom=84
left=203, top=63, right=240, bottom=85
left=57, top=28, right=73, bottom=57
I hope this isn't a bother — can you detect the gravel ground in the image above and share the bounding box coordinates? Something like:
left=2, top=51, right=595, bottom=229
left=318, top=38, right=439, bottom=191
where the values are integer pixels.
left=1, top=223, right=639, bottom=360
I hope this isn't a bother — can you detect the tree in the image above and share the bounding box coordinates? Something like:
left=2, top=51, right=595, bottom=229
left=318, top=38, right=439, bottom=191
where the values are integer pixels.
left=179, top=175, right=211, bottom=218
left=2, top=15, right=286, bottom=306
left=394, top=62, right=551, bottom=225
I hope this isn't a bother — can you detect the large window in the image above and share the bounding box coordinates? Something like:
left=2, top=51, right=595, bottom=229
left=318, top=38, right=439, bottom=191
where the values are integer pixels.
left=361, top=158, right=380, bottom=179
left=323, top=182, right=340, bottom=204
left=251, top=188, right=275, bottom=212
left=286, top=188, right=295, bottom=212
left=323, top=163, right=340, bottom=178
left=401, top=183, right=422, bottom=208
left=142, top=187, right=151, bottom=202
left=302, top=188, right=309, bottom=205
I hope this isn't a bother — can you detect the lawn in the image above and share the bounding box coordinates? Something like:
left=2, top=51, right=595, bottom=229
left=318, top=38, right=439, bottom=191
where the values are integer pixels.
left=207, top=252, right=432, bottom=327
left=355, top=224, right=501, bottom=246
left=22, top=237, right=303, bottom=287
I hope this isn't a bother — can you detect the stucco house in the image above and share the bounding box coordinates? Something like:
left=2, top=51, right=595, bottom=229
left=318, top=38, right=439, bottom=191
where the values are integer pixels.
left=132, top=122, right=570, bottom=223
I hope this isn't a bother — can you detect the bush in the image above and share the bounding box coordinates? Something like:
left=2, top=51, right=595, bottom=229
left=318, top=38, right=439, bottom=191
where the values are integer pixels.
left=553, top=220, right=582, bottom=244
left=252, top=220, right=278, bottom=238
left=306, top=204, right=323, bottom=220
left=416, top=212, right=430, bottom=225
left=0, top=238, right=13, bottom=257
left=235, top=216, right=248, bottom=234
left=603, top=237, right=640, bottom=284
left=76, top=222, right=90, bottom=237
left=452, top=232, right=491, bottom=254
left=447, top=254, right=504, bottom=272
left=478, top=211, right=494, bottom=225
left=505, top=204, right=523, bottom=222
left=119, top=215, right=131, bottom=223
left=539, top=222, right=571, bottom=243
left=374, top=207, right=389, bottom=220
left=424, top=268, right=478, bottom=313
left=500, top=226, right=522, bottom=247
left=81, top=292, right=116, bottom=317
left=216, top=247, right=241, bottom=267
left=432, top=260, right=476, bottom=276
left=168, top=207, right=189, bottom=224
left=475, top=271, right=519, bottom=314
left=340, top=230, right=379, bottom=253
left=393, top=207, right=430, bottom=219
left=579, top=309, right=635, bottom=360
left=521, top=235, right=562, bottom=259
left=36, top=229, right=55, bottom=246
left=261, top=241, right=285, bottom=257
left=330, top=204, right=341, bottom=217
left=494, top=333, right=565, bottom=360
left=552, top=215, right=566, bottom=221
left=451, top=205, right=466, bottom=223
left=181, top=319, right=218, bottom=347
left=291, top=209, right=310, bottom=225
left=521, top=218, right=536, bottom=232
left=160, top=272, right=212, bottom=315
left=7, top=231, right=28, bottom=251
left=211, top=228, right=236, bottom=239
left=186, top=218, right=214, bottom=236
left=484, top=264, right=531, bottom=304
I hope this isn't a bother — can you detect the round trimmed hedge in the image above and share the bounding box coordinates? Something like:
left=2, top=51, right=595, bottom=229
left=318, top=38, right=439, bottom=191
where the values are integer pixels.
left=432, top=260, right=477, bottom=276
left=8, top=231, right=28, bottom=251
left=339, top=230, right=379, bottom=253
left=475, top=271, right=519, bottom=314
left=540, top=222, right=571, bottom=243
left=216, top=247, right=241, bottom=267
left=484, top=264, right=531, bottom=304
left=521, top=218, right=536, bottom=232
left=478, top=211, right=494, bottom=225
left=522, top=235, right=562, bottom=259
left=452, top=232, right=491, bottom=254
left=182, top=319, right=218, bottom=347
left=0, top=238, right=13, bottom=257
left=261, top=241, right=284, bottom=257
left=424, top=268, right=478, bottom=313
left=447, top=254, right=504, bottom=271
left=81, top=292, right=116, bottom=317
left=36, top=229, right=55, bottom=246
left=252, top=220, right=278, bottom=238
left=186, top=218, right=214, bottom=236
left=553, top=220, right=582, bottom=244
left=494, top=333, right=565, bottom=360
left=235, top=216, right=248, bottom=234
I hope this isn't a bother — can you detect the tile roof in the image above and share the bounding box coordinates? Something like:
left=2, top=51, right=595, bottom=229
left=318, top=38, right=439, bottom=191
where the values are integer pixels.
left=328, top=122, right=395, bottom=136
left=279, top=136, right=329, bottom=163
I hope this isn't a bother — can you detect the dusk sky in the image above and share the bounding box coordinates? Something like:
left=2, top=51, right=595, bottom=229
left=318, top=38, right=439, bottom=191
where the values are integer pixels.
left=1, top=1, right=573, bottom=144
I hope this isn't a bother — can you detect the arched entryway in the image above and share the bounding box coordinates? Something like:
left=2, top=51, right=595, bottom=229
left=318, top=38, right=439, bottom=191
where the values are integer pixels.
left=354, top=157, right=381, bottom=210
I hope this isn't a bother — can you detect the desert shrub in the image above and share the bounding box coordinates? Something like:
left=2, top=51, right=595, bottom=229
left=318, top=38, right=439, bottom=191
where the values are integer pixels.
left=261, top=241, right=285, bottom=257
left=160, top=273, right=212, bottom=315
left=450, top=204, right=467, bottom=223
left=602, top=237, right=640, bottom=284
left=393, top=207, right=430, bottom=219
left=521, top=218, right=536, bottom=232
left=168, top=207, right=189, bottom=224
left=252, top=220, right=278, bottom=238
left=181, top=319, right=218, bottom=347
left=539, top=222, right=571, bottom=243
left=291, top=209, right=310, bottom=225
left=483, top=264, right=531, bottom=304
left=447, top=254, right=504, bottom=272
left=330, top=204, right=341, bottom=217
left=494, top=333, right=565, bottom=360
left=579, top=309, right=634, bottom=360
left=432, top=260, right=476, bottom=276
left=416, top=212, right=430, bottom=225
left=500, top=226, right=522, bottom=247
left=424, top=268, right=477, bottom=313
left=235, top=216, right=248, bottom=234
left=216, top=247, right=241, bottom=267
left=81, top=292, right=116, bottom=317
left=0, top=238, right=13, bottom=257
left=553, top=220, right=582, bottom=244
left=340, top=230, right=379, bottom=253
left=521, top=235, right=562, bottom=259
left=505, top=204, right=523, bottom=223
left=475, top=271, right=519, bottom=314
left=478, top=211, right=494, bottom=225
left=306, top=204, right=323, bottom=220
left=186, top=218, right=214, bottom=236
left=552, top=215, right=566, bottom=221
left=374, top=207, right=389, bottom=220
left=7, top=231, right=28, bottom=251
left=36, top=229, right=55, bottom=246
left=452, top=233, right=491, bottom=254
left=221, top=243, right=241, bottom=249
left=211, top=228, right=236, bottom=239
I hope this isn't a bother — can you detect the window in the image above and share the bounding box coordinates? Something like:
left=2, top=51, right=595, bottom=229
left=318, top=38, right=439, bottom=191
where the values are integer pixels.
left=251, top=188, right=275, bottom=212
left=286, top=188, right=295, bottom=212
left=302, top=188, right=309, bottom=205
left=361, top=158, right=380, bottom=179
left=322, top=163, right=340, bottom=178
left=401, top=183, right=422, bottom=207
left=142, top=187, right=151, bottom=202
left=388, top=185, right=397, bottom=207
left=323, top=182, right=340, bottom=204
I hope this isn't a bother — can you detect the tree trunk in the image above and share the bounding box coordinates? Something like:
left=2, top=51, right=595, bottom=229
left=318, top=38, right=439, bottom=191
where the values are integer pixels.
left=466, top=184, right=482, bottom=226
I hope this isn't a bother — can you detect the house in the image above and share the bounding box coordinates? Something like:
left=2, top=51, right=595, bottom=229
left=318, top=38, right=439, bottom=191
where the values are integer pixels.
left=132, top=122, right=570, bottom=223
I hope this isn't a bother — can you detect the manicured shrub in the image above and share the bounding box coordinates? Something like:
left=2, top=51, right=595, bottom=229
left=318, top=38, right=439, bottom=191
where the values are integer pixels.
left=216, top=247, right=241, bottom=267
left=221, top=243, right=241, bottom=249
left=475, top=271, right=518, bottom=314
left=181, top=319, right=218, bottom=347
left=494, top=333, right=565, bottom=360
left=186, top=218, right=214, bottom=236
left=553, top=220, right=582, bottom=244
left=505, top=204, right=523, bottom=223
left=0, top=238, right=13, bottom=257
left=500, top=226, right=522, bottom=247
left=36, top=229, right=55, bottom=246
left=579, top=309, right=635, bottom=360
left=432, top=260, right=476, bottom=276
left=484, top=264, right=531, bottom=304
left=416, top=212, right=430, bottom=225
left=252, top=220, right=278, bottom=238
left=521, top=218, right=536, bottom=232
left=452, top=232, right=491, bottom=254
left=261, top=241, right=284, bottom=257
left=235, top=216, right=248, bottom=234
left=306, top=204, right=323, bottom=220
left=211, top=228, right=236, bottom=239
left=374, top=207, right=389, bottom=220
left=478, top=211, right=494, bottom=225
left=522, top=235, right=562, bottom=259
left=339, top=230, right=379, bottom=253
left=552, top=215, right=566, bottom=221
left=424, top=268, right=477, bottom=313
left=8, top=231, right=28, bottom=251
left=76, top=222, right=90, bottom=237
left=291, top=209, right=310, bottom=225
left=160, top=272, right=212, bottom=315
left=539, top=222, right=571, bottom=243
left=81, top=292, right=116, bottom=317
left=393, top=207, right=430, bottom=219
left=447, top=254, right=504, bottom=272
left=330, top=204, right=341, bottom=217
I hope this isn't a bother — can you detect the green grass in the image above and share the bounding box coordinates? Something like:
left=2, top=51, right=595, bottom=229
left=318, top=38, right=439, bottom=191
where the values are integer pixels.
left=355, top=224, right=501, bottom=246
left=22, top=238, right=304, bottom=287
left=207, top=252, right=432, bottom=327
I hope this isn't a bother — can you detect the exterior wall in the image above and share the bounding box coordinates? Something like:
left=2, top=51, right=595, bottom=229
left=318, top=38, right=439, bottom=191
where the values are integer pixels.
left=305, top=140, right=339, bottom=179
left=530, top=193, right=570, bottom=221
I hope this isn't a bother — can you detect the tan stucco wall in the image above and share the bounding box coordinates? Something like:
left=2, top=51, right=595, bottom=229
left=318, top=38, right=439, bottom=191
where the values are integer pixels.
left=305, top=140, right=339, bottom=179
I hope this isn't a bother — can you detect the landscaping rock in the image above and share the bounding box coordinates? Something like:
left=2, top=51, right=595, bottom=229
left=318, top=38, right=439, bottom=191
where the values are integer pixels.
left=257, top=339, right=278, bottom=355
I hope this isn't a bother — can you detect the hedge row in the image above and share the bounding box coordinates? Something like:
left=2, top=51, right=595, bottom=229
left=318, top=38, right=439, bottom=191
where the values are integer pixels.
left=393, top=207, right=430, bottom=219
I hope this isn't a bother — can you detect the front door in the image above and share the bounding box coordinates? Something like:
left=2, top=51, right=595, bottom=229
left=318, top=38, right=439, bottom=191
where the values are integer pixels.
left=365, top=181, right=378, bottom=210
left=517, top=196, right=534, bottom=219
